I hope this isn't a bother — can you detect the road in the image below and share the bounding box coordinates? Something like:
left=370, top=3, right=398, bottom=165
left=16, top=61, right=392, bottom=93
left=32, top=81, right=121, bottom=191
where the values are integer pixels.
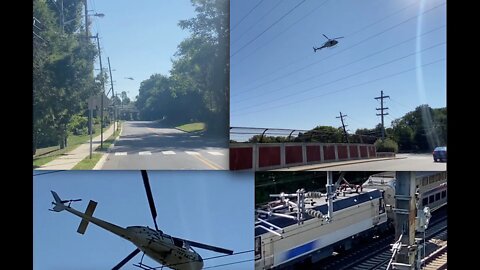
left=100, top=121, right=228, bottom=170
left=279, top=154, right=446, bottom=171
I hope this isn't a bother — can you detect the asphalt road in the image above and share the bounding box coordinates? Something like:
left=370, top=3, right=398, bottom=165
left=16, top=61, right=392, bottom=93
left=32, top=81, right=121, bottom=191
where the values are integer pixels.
left=274, top=153, right=446, bottom=171
left=100, top=121, right=228, bottom=170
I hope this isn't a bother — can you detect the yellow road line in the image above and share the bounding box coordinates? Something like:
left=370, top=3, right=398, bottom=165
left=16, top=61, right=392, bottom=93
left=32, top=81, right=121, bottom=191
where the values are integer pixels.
left=192, top=154, right=224, bottom=170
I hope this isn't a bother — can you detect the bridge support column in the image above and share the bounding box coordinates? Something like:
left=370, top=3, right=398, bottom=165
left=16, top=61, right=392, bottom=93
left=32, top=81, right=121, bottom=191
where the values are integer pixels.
left=392, top=172, right=418, bottom=270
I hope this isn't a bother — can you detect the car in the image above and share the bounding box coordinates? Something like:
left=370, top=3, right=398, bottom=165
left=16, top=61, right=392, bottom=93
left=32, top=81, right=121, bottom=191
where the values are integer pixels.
left=433, top=146, right=447, bottom=162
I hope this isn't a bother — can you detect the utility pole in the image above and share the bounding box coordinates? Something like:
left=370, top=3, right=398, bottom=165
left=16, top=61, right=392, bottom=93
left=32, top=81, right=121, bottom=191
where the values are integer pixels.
left=107, top=57, right=116, bottom=132
left=336, top=112, right=349, bottom=143
left=375, top=90, right=390, bottom=139
left=84, top=0, right=89, bottom=41
left=91, top=33, right=105, bottom=149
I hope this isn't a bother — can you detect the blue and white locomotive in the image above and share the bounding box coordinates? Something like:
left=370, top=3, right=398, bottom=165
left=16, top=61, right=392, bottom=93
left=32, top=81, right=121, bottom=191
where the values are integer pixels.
left=254, top=171, right=447, bottom=269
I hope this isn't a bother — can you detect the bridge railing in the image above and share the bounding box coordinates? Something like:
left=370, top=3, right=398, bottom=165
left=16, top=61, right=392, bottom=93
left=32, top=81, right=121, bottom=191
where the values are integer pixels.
left=230, top=127, right=378, bottom=170
left=230, top=142, right=376, bottom=170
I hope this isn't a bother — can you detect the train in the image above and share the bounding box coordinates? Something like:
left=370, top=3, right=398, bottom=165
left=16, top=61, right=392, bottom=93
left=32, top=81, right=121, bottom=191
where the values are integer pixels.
left=254, top=171, right=447, bottom=270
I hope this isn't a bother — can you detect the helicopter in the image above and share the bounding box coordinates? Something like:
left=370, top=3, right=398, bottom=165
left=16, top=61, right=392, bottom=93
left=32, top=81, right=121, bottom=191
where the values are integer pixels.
left=313, top=34, right=344, bottom=52
left=50, top=170, right=233, bottom=270
left=125, top=77, right=134, bottom=80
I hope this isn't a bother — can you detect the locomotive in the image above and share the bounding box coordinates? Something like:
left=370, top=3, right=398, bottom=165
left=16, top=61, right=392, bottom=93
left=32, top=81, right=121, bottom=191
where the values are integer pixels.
left=254, top=171, right=447, bottom=269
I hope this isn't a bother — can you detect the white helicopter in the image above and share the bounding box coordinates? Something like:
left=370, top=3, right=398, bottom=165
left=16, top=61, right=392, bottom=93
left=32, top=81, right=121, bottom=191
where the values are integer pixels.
left=313, top=34, right=344, bottom=52
left=50, top=170, right=233, bottom=270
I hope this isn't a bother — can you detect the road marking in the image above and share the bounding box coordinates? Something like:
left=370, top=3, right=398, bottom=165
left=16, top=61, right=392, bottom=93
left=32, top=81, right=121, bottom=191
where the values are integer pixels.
left=115, top=152, right=127, bottom=156
left=207, top=151, right=224, bottom=156
left=185, top=151, right=200, bottom=155
left=162, top=151, right=176, bottom=155
left=139, top=151, right=152, bottom=155
left=191, top=154, right=224, bottom=170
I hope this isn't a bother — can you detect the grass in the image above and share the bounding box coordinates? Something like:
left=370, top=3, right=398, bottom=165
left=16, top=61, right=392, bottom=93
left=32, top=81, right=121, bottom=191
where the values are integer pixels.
left=175, top=122, right=205, bottom=132
left=33, top=123, right=111, bottom=168
left=72, top=153, right=103, bottom=170
left=72, top=123, right=122, bottom=169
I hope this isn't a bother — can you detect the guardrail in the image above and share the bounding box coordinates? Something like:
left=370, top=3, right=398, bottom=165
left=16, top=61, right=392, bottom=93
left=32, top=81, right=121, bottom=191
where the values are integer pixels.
left=230, top=142, right=376, bottom=170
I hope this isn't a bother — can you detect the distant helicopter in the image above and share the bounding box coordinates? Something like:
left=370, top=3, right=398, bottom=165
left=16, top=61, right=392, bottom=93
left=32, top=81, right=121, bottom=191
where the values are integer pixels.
left=313, top=34, right=344, bottom=52
left=125, top=77, right=134, bottom=80
left=50, top=170, right=233, bottom=270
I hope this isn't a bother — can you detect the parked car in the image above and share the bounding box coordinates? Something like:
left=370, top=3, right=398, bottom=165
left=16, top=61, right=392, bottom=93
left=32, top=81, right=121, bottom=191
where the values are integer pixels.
left=433, top=146, right=447, bottom=162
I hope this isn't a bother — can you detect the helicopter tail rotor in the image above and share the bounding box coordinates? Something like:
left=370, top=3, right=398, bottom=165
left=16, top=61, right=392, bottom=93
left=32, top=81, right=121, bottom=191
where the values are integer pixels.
left=50, top=191, right=68, bottom=212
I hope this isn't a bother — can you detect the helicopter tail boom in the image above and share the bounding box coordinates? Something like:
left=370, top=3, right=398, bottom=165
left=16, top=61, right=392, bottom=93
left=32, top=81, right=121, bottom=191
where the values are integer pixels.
left=77, top=200, right=98, bottom=234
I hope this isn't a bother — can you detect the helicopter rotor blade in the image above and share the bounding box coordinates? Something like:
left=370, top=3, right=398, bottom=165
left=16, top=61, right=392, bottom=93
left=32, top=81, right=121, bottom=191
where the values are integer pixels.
left=175, top=237, right=233, bottom=255
left=112, top=248, right=141, bottom=270
left=333, top=36, right=344, bottom=40
left=322, top=34, right=329, bottom=40
left=141, top=170, right=159, bottom=231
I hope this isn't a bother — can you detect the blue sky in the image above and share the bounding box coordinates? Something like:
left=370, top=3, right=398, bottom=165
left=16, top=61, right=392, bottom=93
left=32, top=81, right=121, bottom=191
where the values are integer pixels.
left=33, top=170, right=253, bottom=270
left=230, top=0, right=446, bottom=131
left=86, top=0, right=196, bottom=101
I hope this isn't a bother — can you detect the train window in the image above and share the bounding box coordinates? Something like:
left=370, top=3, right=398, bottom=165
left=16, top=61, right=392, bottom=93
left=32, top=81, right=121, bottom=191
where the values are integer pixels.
left=422, top=177, right=428, bottom=186
left=255, top=237, right=262, bottom=260
left=423, top=197, right=428, bottom=206
left=429, top=195, right=434, bottom=204
left=435, top=193, right=440, bottom=201
left=441, top=191, right=446, bottom=198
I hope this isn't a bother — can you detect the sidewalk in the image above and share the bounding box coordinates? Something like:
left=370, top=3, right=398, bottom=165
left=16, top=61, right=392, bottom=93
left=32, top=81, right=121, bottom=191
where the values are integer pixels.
left=38, top=125, right=116, bottom=170
left=271, top=156, right=407, bottom=171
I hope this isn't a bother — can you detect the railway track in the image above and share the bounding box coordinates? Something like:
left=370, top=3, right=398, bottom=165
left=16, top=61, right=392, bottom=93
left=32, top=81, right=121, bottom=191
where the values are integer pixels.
left=316, top=214, right=447, bottom=270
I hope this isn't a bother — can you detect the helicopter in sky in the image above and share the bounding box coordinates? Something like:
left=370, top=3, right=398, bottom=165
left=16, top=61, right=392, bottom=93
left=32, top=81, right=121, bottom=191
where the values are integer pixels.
left=313, top=34, right=344, bottom=52
left=124, top=77, right=134, bottom=80
left=50, top=170, right=233, bottom=270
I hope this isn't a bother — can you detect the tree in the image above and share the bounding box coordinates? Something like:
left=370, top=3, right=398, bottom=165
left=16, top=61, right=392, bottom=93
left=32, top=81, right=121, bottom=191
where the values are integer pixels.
left=33, top=0, right=99, bottom=153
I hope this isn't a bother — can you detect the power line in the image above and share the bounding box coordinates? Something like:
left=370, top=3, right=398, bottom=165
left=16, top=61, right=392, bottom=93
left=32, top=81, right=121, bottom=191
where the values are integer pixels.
left=231, top=0, right=307, bottom=58
left=162, top=250, right=254, bottom=269
left=232, top=0, right=330, bottom=64
left=203, top=259, right=254, bottom=269
left=33, top=170, right=66, bottom=177
left=234, top=25, right=445, bottom=104
left=231, top=57, right=444, bottom=117
left=232, top=2, right=446, bottom=98
left=231, top=0, right=265, bottom=32
left=232, top=0, right=429, bottom=95
left=232, top=0, right=286, bottom=45
left=233, top=42, right=445, bottom=113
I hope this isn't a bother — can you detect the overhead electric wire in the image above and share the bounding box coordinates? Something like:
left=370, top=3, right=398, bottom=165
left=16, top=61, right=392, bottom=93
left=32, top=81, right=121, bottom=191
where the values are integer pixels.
left=231, top=0, right=307, bottom=58
left=162, top=250, right=254, bottom=269
left=33, top=170, right=67, bottom=177
left=203, top=259, right=254, bottom=269
left=233, top=42, right=445, bottom=113
left=232, top=0, right=426, bottom=95
left=232, top=0, right=330, bottom=64
left=234, top=25, right=445, bottom=104
left=232, top=1, right=446, bottom=97
left=232, top=0, right=286, bottom=45
left=231, top=0, right=266, bottom=32
left=231, top=57, right=445, bottom=117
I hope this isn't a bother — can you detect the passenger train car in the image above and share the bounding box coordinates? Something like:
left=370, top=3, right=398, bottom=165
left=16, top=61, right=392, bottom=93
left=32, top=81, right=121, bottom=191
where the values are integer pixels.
left=362, top=171, right=447, bottom=220
left=254, top=171, right=447, bottom=270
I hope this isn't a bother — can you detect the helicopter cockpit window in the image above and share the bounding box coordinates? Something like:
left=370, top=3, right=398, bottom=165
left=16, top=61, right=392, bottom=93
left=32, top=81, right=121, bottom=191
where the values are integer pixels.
left=173, top=237, right=184, bottom=248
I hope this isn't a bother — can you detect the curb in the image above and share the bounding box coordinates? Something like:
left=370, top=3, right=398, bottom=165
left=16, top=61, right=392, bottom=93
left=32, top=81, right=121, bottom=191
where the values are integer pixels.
left=93, top=123, right=123, bottom=170
left=272, top=156, right=408, bottom=171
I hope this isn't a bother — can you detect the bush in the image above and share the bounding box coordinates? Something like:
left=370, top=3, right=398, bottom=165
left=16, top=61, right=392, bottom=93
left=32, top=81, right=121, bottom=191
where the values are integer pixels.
left=68, top=115, right=89, bottom=136
left=374, top=138, right=399, bottom=153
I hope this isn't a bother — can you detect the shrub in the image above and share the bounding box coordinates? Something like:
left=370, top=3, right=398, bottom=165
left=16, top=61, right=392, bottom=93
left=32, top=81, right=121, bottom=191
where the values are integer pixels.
left=374, top=138, right=399, bottom=153
left=68, top=115, right=88, bottom=136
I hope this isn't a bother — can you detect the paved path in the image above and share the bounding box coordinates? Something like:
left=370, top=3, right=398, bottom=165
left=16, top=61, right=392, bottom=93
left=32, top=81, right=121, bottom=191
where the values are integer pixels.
left=38, top=125, right=115, bottom=170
